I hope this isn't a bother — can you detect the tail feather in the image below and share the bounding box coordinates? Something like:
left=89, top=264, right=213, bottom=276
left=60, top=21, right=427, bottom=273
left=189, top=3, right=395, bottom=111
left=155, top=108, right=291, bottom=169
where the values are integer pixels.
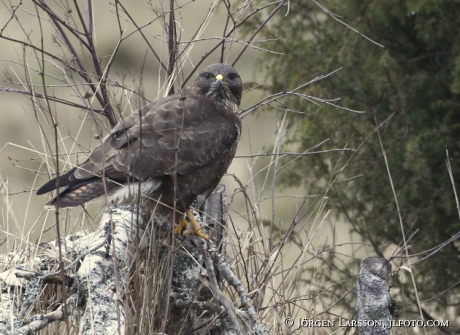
left=45, top=179, right=120, bottom=209
left=37, top=168, right=79, bottom=195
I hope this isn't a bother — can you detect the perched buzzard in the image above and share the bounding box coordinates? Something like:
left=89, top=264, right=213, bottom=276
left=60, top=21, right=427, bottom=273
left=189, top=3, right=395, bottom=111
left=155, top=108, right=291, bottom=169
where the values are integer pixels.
left=37, top=63, right=242, bottom=239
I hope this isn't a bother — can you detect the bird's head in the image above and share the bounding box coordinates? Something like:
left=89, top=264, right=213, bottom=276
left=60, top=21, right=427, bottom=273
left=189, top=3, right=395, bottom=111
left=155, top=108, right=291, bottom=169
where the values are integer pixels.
left=194, top=63, right=242, bottom=107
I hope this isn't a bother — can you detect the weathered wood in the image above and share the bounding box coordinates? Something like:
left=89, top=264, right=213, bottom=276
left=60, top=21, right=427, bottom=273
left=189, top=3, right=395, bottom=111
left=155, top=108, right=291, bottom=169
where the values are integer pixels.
left=168, top=184, right=227, bottom=334
left=356, top=256, right=392, bottom=335
left=0, top=185, right=267, bottom=334
left=203, top=184, right=227, bottom=251
left=166, top=184, right=268, bottom=334
left=0, top=206, right=143, bottom=334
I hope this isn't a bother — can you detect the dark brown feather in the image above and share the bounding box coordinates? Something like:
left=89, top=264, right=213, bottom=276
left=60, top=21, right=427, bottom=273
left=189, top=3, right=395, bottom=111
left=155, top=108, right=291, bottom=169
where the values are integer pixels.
left=37, top=63, right=242, bottom=213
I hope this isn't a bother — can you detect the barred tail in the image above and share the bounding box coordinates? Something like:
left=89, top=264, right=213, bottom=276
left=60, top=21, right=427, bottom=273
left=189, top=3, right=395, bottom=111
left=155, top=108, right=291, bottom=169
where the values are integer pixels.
left=45, top=180, right=119, bottom=209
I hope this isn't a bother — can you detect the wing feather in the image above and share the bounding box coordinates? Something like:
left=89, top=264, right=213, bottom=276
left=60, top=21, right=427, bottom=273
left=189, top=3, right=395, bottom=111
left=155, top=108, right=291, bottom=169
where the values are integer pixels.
left=73, top=90, right=240, bottom=182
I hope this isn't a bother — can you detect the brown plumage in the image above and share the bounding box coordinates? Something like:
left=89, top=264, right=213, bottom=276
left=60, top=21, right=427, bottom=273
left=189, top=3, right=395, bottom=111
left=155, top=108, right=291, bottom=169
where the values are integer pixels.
left=37, top=64, right=242, bottom=238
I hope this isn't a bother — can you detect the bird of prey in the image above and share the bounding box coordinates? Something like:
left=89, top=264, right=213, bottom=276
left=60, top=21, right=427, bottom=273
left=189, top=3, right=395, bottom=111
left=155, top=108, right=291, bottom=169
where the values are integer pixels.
left=37, top=63, right=242, bottom=239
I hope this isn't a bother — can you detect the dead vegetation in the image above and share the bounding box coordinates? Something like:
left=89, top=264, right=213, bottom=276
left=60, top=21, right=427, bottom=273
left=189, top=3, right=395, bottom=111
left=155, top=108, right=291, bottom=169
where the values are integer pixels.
left=0, top=1, right=457, bottom=334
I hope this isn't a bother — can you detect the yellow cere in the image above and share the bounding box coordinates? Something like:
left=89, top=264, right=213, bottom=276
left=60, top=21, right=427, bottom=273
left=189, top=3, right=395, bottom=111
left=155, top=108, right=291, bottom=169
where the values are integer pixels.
left=216, top=74, right=224, bottom=81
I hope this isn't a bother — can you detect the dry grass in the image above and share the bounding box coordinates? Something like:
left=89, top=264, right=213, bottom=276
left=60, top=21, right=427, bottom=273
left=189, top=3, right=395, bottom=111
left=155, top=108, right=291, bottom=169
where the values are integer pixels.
left=0, top=1, right=458, bottom=335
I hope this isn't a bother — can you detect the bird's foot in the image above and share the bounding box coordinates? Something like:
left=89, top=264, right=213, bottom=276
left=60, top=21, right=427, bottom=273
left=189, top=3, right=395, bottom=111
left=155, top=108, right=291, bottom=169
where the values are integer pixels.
left=174, top=209, right=209, bottom=240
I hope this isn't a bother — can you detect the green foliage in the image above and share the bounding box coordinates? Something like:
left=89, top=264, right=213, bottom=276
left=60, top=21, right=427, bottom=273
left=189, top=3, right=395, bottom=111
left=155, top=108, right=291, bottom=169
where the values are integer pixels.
left=255, top=0, right=460, bottom=307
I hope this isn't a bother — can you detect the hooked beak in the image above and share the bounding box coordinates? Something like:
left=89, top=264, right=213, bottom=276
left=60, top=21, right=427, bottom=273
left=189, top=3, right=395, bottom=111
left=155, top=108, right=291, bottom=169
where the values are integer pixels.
left=215, top=74, right=223, bottom=88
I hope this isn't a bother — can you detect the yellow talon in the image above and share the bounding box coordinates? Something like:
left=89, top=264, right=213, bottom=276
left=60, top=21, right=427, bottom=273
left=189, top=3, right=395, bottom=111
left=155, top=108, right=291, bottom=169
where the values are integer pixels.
left=174, top=209, right=209, bottom=240
left=174, top=216, right=188, bottom=235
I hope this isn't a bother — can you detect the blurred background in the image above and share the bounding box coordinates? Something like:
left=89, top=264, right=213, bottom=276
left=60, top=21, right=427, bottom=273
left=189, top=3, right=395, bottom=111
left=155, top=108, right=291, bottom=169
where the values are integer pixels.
left=0, top=1, right=284, bottom=242
left=1, top=0, right=459, bottom=333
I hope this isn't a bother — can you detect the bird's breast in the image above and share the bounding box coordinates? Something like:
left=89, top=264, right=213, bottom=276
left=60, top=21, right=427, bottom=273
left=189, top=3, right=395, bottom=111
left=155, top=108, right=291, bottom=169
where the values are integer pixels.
left=109, top=179, right=162, bottom=205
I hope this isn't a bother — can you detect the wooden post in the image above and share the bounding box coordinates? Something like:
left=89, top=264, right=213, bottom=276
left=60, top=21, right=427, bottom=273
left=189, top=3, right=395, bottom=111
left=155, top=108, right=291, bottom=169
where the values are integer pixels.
left=0, top=185, right=267, bottom=334
left=356, top=256, right=392, bottom=335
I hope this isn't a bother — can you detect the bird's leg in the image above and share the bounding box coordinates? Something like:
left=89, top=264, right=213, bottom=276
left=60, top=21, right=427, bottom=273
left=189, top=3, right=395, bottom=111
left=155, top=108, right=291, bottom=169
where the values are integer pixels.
left=174, top=216, right=188, bottom=235
left=174, top=209, right=209, bottom=240
left=186, top=209, right=209, bottom=240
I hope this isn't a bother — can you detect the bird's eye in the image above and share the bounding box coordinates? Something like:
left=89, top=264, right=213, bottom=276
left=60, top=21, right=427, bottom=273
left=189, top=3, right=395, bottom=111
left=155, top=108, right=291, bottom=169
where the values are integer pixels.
left=203, top=72, right=213, bottom=80
left=227, top=73, right=236, bottom=80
